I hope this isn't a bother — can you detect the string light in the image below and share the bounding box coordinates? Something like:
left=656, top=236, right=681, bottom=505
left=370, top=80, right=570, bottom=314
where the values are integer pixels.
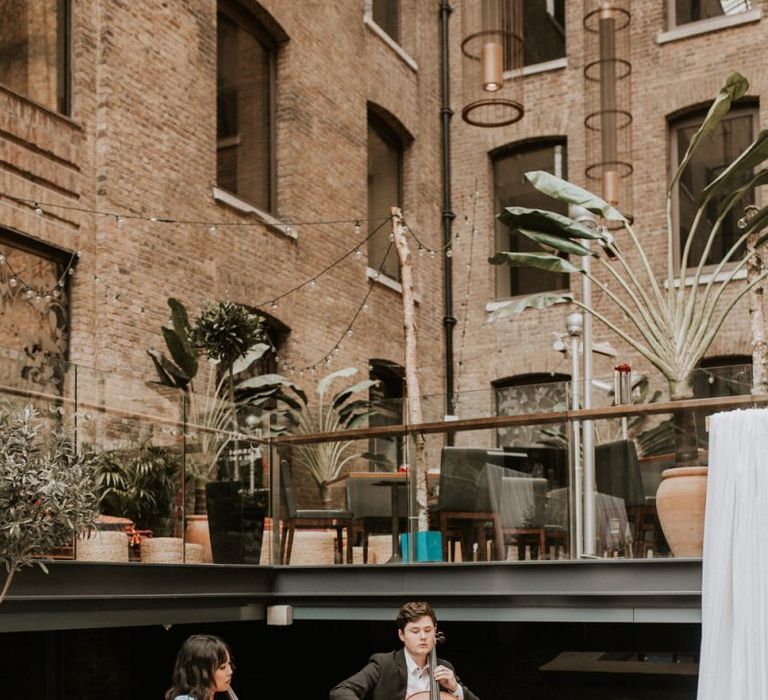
left=33, top=202, right=43, bottom=216
left=208, top=225, right=217, bottom=236
left=354, top=220, right=361, bottom=236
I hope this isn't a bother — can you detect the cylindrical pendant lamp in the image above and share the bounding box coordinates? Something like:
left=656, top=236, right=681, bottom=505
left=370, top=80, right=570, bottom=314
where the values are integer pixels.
left=461, top=0, right=524, bottom=127
left=584, top=0, right=633, bottom=222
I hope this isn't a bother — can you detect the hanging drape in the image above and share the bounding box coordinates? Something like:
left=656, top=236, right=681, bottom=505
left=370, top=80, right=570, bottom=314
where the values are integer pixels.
left=697, top=408, right=768, bottom=699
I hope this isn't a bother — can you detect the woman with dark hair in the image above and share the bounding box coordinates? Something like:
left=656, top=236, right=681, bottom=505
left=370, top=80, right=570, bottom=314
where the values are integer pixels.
left=166, top=634, right=239, bottom=700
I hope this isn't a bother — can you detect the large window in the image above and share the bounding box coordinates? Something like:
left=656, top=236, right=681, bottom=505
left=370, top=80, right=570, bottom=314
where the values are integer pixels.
left=369, top=360, right=404, bottom=469
left=670, top=0, right=752, bottom=27
left=217, top=1, right=275, bottom=212
left=0, top=0, right=69, bottom=113
left=0, top=230, right=71, bottom=394
left=367, top=114, right=404, bottom=281
left=671, top=106, right=756, bottom=269
left=493, top=139, right=568, bottom=298
left=524, top=0, right=565, bottom=66
left=371, top=0, right=400, bottom=44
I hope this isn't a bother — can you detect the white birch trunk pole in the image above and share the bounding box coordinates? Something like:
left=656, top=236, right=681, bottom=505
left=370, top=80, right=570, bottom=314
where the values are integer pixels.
left=391, top=207, right=429, bottom=532
left=747, top=231, right=768, bottom=394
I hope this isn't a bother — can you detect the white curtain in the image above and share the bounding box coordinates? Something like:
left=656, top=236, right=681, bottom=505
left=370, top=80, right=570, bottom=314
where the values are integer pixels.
left=697, top=408, right=768, bottom=699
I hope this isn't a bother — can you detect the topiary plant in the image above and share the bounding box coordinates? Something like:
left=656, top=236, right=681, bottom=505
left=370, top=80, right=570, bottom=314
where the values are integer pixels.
left=0, top=403, right=99, bottom=604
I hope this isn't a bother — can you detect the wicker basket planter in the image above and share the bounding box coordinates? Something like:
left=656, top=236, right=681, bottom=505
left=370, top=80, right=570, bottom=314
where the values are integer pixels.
left=140, top=537, right=183, bottom=563
left=185, top=543, right=204, bottom=564
left=76, top=531, right=129, bottom=563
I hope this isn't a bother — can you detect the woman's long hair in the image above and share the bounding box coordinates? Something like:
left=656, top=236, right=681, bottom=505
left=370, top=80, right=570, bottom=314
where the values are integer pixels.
left=165, top=634, right=233, bottom=700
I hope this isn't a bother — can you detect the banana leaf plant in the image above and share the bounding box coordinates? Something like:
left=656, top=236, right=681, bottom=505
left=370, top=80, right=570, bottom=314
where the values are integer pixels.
left=247, top=367, right=379, bottom=504
left=489, top=73, right=768, bottom=466
left=147, top=298, right=279, bottom=485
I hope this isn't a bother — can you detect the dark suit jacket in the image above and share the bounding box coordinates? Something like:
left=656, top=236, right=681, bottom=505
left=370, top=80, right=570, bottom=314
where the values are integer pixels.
left=329, top=648, right=479, bottom=700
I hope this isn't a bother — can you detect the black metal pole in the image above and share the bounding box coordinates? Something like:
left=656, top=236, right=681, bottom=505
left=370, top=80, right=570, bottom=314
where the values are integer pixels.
left=439, top=0, right=456, bottom=443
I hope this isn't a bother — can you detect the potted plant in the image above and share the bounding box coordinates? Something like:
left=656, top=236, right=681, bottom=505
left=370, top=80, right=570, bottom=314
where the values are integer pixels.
left=488, top=73, right=768, bottom=556
left=148, top=298, right=278, bottom=563
left=0, top=403, right=99, bottom=603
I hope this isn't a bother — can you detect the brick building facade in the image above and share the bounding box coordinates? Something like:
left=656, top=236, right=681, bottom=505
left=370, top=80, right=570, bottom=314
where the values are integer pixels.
left=1, top=0, right=766, bottom=450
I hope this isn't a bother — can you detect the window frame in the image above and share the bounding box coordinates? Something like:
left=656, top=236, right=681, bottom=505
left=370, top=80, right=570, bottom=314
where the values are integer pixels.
left=669, top=103, right=759, bottom=274
left=666, top=0, right=755, bottom=30
left=491, top=137, right=569, bottom=299
left=367, top=111, right=405, bottom=282
left=522, top=0, right=566, bottom=69
left=216, top=0, right=278, bottom=214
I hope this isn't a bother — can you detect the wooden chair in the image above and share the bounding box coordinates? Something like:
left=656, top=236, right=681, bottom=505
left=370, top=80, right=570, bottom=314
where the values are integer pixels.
left=347, top=478, right=405, bottom=563
left=278, top=460, right=353, bottom=565
left=434, top=447, right=526, bottom=561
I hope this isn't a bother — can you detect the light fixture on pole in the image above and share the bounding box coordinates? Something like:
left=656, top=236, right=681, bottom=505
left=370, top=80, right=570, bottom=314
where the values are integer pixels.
left=461, top=0, right=524, bottom=127
left=583, top=0, right=633, bottom=224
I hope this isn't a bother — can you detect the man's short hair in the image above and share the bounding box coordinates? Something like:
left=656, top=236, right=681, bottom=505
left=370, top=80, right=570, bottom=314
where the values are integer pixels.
left=396, top=601, right=437, bottom=630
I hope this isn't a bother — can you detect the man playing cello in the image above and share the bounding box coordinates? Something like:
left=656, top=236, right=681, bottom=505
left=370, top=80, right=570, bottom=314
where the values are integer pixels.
left=329, top=601, right=479, bottom=700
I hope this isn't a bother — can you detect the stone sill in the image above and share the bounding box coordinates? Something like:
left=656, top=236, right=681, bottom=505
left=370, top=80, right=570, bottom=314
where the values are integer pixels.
left=366, top=266, right=420, bottom=303
left=656, top=8, right=762, bottom=44
left=363, top=15, right=418, bottom=73
left=505, top=56, right=567, bottom=80
left=665, top=267, right=747, bottom=289
left=211, top=186, right=297, bottom=240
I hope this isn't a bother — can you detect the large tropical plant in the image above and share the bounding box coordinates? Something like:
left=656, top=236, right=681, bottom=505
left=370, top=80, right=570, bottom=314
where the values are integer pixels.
left=148, top=298, right=275, bottom=484
left=489, top=73, right=768, bottom=465
left=257, top=367, right=378, bottom=503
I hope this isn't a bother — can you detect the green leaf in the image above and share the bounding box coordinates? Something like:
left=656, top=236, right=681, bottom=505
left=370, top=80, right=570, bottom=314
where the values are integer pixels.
left=524, top=171, right=627, bottom=223
left=672, top=72, right=749, bottom=191
left=317, top=367, right=357, bottom=398
left=498, top=206, right=606, bottom=240
left=167, top=298, right=198, bottom=378
left=231, top=344, right=271, bottom=376
left=486, top=292, right=574, bottom=323
left=332, top=379, right=379, bottom=409
left=162, top=327, right=197, bottom=381
left=716, top=168, right=768, bottom=218
left=517, top=228, right=595, bottom=256
left=147, top=348, right=189, bottom=389
left=489, top=251, right=582, bottom=274
left=704, top=130, right=768, bottom=201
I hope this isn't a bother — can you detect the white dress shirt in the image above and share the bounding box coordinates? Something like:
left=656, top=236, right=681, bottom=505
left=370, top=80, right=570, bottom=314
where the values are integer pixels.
left=403, top=649, right=464, bottom=699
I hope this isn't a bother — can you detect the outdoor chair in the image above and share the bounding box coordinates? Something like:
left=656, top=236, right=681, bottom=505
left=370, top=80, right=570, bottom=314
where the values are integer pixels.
left=346, top=478, right=405, bottom=563
left=484, top=467, right=549, bottom=560
left=434, top=447, right=525, bottom=561
left=278, top=460, right=353, bottom=565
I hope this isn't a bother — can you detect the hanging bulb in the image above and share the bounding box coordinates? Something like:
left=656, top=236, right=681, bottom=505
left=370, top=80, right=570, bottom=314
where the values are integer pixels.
left=418, top=245, right=425, bottom=257
left=446, top=249, right=453, bottom=258
left=354, top=220, right=361, bottom=236
left=116, top=215, right=125, bottom=228
left=362, top=302, right=368, bottom=311
left=355, top=248, right=363, bottom=261
left=208, top=225, right=217, bottom=236
left=346, top=328, right=353, bottom=337
left=52, top=289, right=61, bottom=298
left=67, top=268, right=74, bottom=275
left=389, top=232, right=395, bottom=242
left=309, top=279, right=317, bottom=290
left=33, top=202, right=43, bottom=216
left=8, top=277, right=17, bottom=288
left=271, top=300, right=278, bottom=310
left=429, top=249, right=436, bottom=258
left=285, top=225, right=293, bottom=236
left=0, top=254, right=5, bottom=264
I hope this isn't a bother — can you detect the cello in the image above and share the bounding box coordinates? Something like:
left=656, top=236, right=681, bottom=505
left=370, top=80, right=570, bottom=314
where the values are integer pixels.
left=406, top=631, right=455, bottom=700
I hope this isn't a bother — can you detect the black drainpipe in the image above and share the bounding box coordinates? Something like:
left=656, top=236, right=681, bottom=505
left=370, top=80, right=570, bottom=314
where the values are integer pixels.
left=439, top=0, right=456, bottom=442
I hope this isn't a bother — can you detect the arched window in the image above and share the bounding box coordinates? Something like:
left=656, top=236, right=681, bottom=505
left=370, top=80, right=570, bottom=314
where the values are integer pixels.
left=670, top=103, right=758, bottom=270
left=217, top=1, right=279, bottom=212
left=492, top=139, right=569, bottom=298
left=367, top=110, right=408, bottom=281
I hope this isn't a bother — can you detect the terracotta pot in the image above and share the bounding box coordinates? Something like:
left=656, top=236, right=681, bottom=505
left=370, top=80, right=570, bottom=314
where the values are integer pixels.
left=655, top=466, right=707, bottom=557
left=185, top=514, right=213, bottom=563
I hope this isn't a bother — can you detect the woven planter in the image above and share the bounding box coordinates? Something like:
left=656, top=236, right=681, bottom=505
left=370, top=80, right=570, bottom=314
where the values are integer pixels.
left=185, top=543, right=204, bottom=564
left=76, top=531, right=129, bottom=563
left=141, top=537, right=183, bottom=563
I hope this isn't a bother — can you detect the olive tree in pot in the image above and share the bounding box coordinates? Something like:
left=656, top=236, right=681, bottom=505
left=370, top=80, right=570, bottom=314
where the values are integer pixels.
left=0, top=403, right=99, bottom=603
left=489, top=73, right=768, bottom=556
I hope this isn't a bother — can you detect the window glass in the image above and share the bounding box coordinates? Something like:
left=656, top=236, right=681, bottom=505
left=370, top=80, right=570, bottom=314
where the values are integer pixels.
left=524, top=0, right=565, bottom=66
left=0, top=234, right=70, bottom=394
left=369, top=361, right=404, bottom=469
left=0, top=0, right=69, bottom=113
left=367, top=117, right=402, bottom=281
left=493, top=140, right=568, bottom=297
left=372, top=0, right=400, bottom=43
left=674, top=0, right=752, bottom=25
left=217, top=5, right=273, bottom=212
left=674, top=109, right=754, bottom=268
left=692, top=357, right=752, bottom=447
